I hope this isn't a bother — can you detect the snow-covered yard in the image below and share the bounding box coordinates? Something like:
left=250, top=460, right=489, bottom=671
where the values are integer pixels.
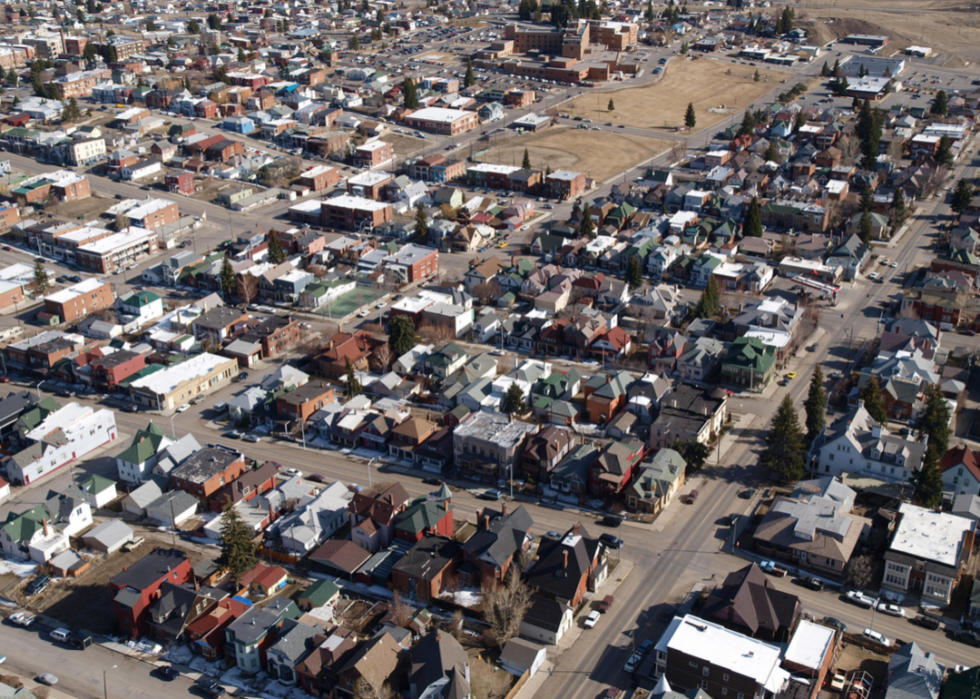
left=0, top=558, right=38, bottom=577
left=439, top=587, right=482, bottom=608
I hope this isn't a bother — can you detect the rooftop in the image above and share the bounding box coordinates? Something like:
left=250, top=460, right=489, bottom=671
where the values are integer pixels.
left=890, top=503, right=975, bottom=567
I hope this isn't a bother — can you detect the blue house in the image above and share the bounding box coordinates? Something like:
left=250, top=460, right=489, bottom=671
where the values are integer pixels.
left=222, top=116, right=256, bottom=135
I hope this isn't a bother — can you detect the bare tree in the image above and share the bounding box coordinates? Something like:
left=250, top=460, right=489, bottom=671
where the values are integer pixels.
left=476, top=657, right=513, bottom=699
left=391, top=590, right=413, bottom=628
left=237, top=274, right=259, bottom=306
left=370, top=343, right=393, bottom=373
left=417, top=321, right=457, bottom=346
left=472, top=280, right=502, bottom=306
left=445, top=571, right=461, bottom=605
left=481, top=565, right=531, bottom=648
left=449, top=609, right=464, bottom=641
left=296, top=329, right=324, bottom=355
left=886, top=137, right=905, bottom=165
left=838, top=134, right=861, bottom=167
left=353, top=677, right=398, bottom=699
left=115, top=213, right=130, bottom=232
left=845, top=554, right=875, bottom=590
left=669, top=140, right=687, bottom=164
left=307, top=264, right=328, bottom=278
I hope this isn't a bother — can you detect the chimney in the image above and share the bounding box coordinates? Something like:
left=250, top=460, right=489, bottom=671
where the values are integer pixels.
left=573, top=523, right=581, bottom=536
left=606, top=374, right=612, bottom=383
left=563, top=550, right=568, bottom=569
left=483, top=515, right=489, bottom=530
left=501, top=502, right=507, bottom=517
left=43, top=518, right=50, bottom=537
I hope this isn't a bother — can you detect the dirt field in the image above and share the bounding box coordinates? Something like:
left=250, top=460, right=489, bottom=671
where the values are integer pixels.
left=46, top=195, right=114, bottom=222
left=478, top=127, right=672, bottom=183
left=384, top=132, right=427, bottom=161
left=562, top=58, right=777, bottom=133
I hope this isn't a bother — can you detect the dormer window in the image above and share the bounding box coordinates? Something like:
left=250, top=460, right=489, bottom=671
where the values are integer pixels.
left=872, top=449, right=880, bottom=459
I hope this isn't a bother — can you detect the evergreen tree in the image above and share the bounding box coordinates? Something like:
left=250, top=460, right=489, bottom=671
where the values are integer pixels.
left=913, top=444, right=944, bottom=509
left=501, top=382, right=527, bottom=415
left=607, top=98, right=614, bottom=111
left=744, top=196, right=763, bottom=237
left=220, top=257, right=236, bottom=299
left=695, top=276, right=721, bottom=319
left=207, top=13, right=220, bottom=29
left=891, top=188, right=906, bottom=228
left=32, top=259, right=49, bottom=295
left=820, top=61, right=830, bottom=77
left=414, top=201, right=428, bottom=241
left=764, top=140, right=778, bottom=162
left=403, top=77, right=418, bottom=109
left=145, top=19, right=157, bottom=31
left=83, top=42, right=97, bottom=61
left=216, top=501, right=256, bottom=582
left=626, top=255, right=643, bottom=291
left=680, top=41, right=688, bottom=54
left=952, top=179, right=974, bottom=214
left=345, top=357, right=362, bottom=397
left=464, top=58, right=475, bottom=88
left=349, top=35, right=359, bottom=50
left=855, top=100, right=873, bottom=142
left=804, top=366, right=826, bottom=445
left=761, top=395, right=807, bottom=481
left=518, top=0, right=533, bottom=20
left=684, top=102, right=696, bottom=129
left=579, top=209, right=595, bottom=239
left=833, top=75, right=849, bottom=96
left=738, top=110, right=755, bottom=136
left=918, top=385, right=952, bottom=455
left=188, top=18, right=200, bottom=33
left=859, top=185, right=874, bottom=213
left=62, top=97, right=82, bottom=122
left=860, top=376, right=889, bottom=425
left=931, top=89, right=948, bottom=117
left=522, top=148, right=532, bottom=170
left=238, top=47, right=246, bottom=62
left=858, top=210, right=874, bottom=244
left=267, top=230, right=286, bottom=264
left=389, top=315, right=416, bottom=357
left=937, top=135, right=954, bottom=168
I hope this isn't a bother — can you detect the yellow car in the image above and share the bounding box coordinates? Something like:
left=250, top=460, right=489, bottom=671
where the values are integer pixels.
left=497, top=242, right=507, bottom=248
left=786, top=372, right=797, bottom=379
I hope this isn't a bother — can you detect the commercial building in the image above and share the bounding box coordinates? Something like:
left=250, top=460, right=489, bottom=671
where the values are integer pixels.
left=127, top=353, right=238, bottom=411
left=320, top=194, right=393, bottom=232
left=353, top=141, right=394, bottom=169
left=882, top=503, right=976, bottom=606
left=66, top=138, right=106, bottom=167
left=7, top=403, right=118, bottom=484
left=43, top=278, right=114, bottom=323
left=125, top=198, right=180, bottom=231
left=383, top=244, right=439, bottom=284
left=12, top=170, right=91, bottom=205
left=299, top=165, right=341, bottom=192
left=546, top=170, right=586, bottom=200
left=76, top=226, right=160, bottom=274
left=404, top=108, right=479, bottom=136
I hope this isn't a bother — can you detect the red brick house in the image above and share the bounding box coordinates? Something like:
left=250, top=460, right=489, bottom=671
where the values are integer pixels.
left=391, top=535, right=461, bottom=601
left=206, top=460, right=280, bottom=513
left=185, top=598, right=250, bottom=659
left=313, top=331, right=385, bottom=378
left=90, top=350, right=146, bottom=391
left=393, top=498, right=454, bottom=544
left=348, top=483, right=411, bottom=551
left=583, top=370, right=632, bottom=424
left=275, top=381, right=335, bottom=424
left=459, top=504, right=533, bottom=586
left=110, top=548, right=192, bottom=638
left=170, top=446, right=247, bottom=503
left=588, top=438, right=644, bottom=497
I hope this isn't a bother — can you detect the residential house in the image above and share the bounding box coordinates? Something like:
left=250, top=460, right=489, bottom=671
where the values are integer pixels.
left=520, top=427, right=577, bottom=483
left=460, top=504, right=533, bottom=586
left=627, top=448, right=686, bottom=514
left=525, top=522, right=607, bottom=607
left=700, top=564, right=801, bottom=642
left=110, top=548, right=192, bottom=638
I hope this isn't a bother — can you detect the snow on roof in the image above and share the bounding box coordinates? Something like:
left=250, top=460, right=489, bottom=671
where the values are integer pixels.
left=129, top=353, right=233, bottom=396
left=77, top=227, right=156, bottom=255
left=323, top=194, right=390, bottom=212
left=45, top=277, right=108, bottom=304
left=784, top=620, right=835, bottom=671
left=408, top=107, right=474, bottom=123
left=891, top=503, right=975, bottom=567
left=126, top=198, right=175, bottom=221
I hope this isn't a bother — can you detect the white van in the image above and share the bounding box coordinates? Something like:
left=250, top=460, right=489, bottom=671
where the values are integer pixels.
left=50, top=628, right=70, bottom=642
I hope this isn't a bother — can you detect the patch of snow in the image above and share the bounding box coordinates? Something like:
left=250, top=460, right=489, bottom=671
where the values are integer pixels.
left=164, top=644, right=194, bottom=665
left=260, top=682, right=313, bottom=699
left=0, top=558, right=38, bottom=577
left=439, top=587, right=481, bottom=608
left=305, top=605, right=336, bottom=623
left=220, top=666, right=265, bottom=691
left=189, top=656, right=225, bottom=677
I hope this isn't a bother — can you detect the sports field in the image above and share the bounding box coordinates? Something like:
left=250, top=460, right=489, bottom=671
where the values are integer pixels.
left=311, top=286, right=386, bottom=318
left=563, top=58, right=777, bottom=133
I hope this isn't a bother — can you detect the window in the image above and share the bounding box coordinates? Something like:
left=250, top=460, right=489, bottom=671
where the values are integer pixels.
left=723, top=674, right=730, bottom=682
left=702, top=682, right=709, bottom=690
left=690, top=662, right=699, bottom=669
left=703, top=667, right=710, bottom=677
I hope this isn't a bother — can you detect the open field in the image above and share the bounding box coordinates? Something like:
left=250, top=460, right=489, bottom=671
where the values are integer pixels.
left=477, top=127, right=672, bottom=182
left=562, top=58, right=777, bottom=133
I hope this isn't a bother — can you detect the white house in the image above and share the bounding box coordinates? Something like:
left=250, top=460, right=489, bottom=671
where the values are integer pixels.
left=116, top=290, right=164, bottom=325
left=7, top=403, right=118, bottom=485
left=115, top=422, right=174, bottom=484
left=520, top=596, right=574, bottom=645
left=273, top=481, right=353, bottom=553
left=0, top=508, right=70, bottom=563
left=120, top=158, right=163, bottom=181
left=499, top=638, right=546, bottom=678
left=808, top=402, right=927, bottom=484
left=941, top=445, right=980, bottom=497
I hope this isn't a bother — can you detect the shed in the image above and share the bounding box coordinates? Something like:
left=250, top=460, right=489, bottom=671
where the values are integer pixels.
left=145, top=489, right=199, bottom=527
left=78, top=474, right=119, bottom=508
left=122, top=477, right=166, bottom=517
left=48, top=549, right=89, bottom=578
left=82, top=519, right=135, bottom=554
left=298, top=578, right=341, bottom=612
left=499, top=637, right=547, bottom=677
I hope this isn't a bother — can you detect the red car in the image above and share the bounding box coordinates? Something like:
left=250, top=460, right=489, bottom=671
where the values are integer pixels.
left=0, top=376, right=10, bottom=384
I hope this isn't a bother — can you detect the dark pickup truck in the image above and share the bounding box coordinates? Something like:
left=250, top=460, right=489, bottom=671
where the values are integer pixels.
left=953, top=629, right=980, bottom=647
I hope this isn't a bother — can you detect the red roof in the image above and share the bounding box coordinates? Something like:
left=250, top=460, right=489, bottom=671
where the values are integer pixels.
left=941, top=445, right=980, bottom=481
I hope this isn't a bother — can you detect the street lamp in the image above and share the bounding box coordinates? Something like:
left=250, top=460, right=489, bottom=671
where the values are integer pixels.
left=169, top=414, right=176, bottom=439
left=367, top=457, right=377, bottom=488
left=103, top=665, right=117, bottom=699
left=34, top=379, right=43, bottom=400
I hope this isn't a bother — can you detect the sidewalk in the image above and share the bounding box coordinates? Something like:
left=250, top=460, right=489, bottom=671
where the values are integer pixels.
left=511, top=660, right=554, bottom=699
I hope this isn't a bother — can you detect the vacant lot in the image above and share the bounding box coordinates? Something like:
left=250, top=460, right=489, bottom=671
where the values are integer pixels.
left=478, top=127, right=671, bottom=183
left=563, top=58, right=777, bottom=132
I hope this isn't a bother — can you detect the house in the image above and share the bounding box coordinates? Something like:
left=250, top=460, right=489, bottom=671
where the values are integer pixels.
left=452, top=411, right=539, bottom=483
left=313, top=331, right=385, bottom=378
left=297, top=579, right=341, bottom=613
left=520, top=594, right=574, bottom=645
left=348, top=483, right=411, bottom=553
left=170, top=445, right=247, bottom=503
left=653, top=614, right=790, bottom=698
left=754, top=477, right=868, bottom=578
left=276, top=481, right=355, bottom=553
left=266, top=618, right=325, bottom=685
left=520, top=426, right=577, bottom=483
left=884, top=643, right=944, bottom=699
left=147, top=581, right=227, bottom=642
left=391, top=534, right=461, bottom=601
left=110, top=547, right=192, bottom=638
left=881, top=503, right=976, bottom=606
left=627, top=448, right=686, bottom=514
left=721, top=337, right=777, bottom=392
left=393, top=497, right=455, bottom=544
left=145, top=490, right=200, bottom=528
left=408, top=629, right=471, bottom=699
left=460, top=503, right=533, bottom=586
left=238, top=561, right=289, bottom=597
left=550, top=444, right=596, bottom=496
left=116, top=422, right=173, bottom=484
left=499, top=638, right=546, bottom=678
left=0, top=505, right=71, bottom=564
left=808, top=402, right=927, bottom=484
left=309, top=539, right=372, bottom=579
left=583, top=371, right=632, bottom=424
left=336, top=632, right=403, bottom=699
left=700, top=564, right=801, bottom=642
left=941, top=445, right=980, bottom=497
left=589, top=438, right=645, bottom=497
left=225, top=599, right=301, bottom=674
left=78, top=474, right=118, bottom=508
left=526, top=522, right=607, bottom=607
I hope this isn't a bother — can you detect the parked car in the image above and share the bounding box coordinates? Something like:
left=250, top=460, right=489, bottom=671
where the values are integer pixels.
left=686, top=489, right=699, bottom=504
left=36, top=675, right=58, bottom=686
left=623, top=653, right=642, bottom=673
left=422, top=478, right=444, bottom=486
left=8, top=612, right=35, bottom=627
left=798, top=575, right=824, bottom=591
left=759, top=560, right=788, bottom=577
left=953, top=629, right=980, bottom=647
left=196, top=678, right=225, bottom=698
left=599, top=534, right=624, bottom=549
left=584, top=610, right=601, bottom=628
left=122, top=536, right=145, bottom=552
left=158, top=666, right=180, bottom=681
left=242, top=434, right=261, bottom=443
left=876, top=602, right=905, bottom=617
left=863, top=629, right=890, bottom=646
left=823, top=617, right=847, bottom=633
left=599, top=595, right=614, bottom=613
left=175, top=404, right=190, bottom=413
left=910, top=615, right=941, bottom=631
left=122, top=404, right=139, bottom=413
left=479, top=489, right=502, bottom=501
left=223, top=430, right=242, bottom=439
left=845, top=591, right=876, bottom=608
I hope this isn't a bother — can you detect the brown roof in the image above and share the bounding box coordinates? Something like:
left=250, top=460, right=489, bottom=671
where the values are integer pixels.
left=391, top=417, right=437, bottom=442
left=942, top=445, right=980, bottom=482
left=309, top=540, right=371, bottom=575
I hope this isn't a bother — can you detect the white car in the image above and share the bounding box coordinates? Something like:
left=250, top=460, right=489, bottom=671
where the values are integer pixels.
left=175, top=404, right=190, bottom=413
left=358, top=310, right=370, bottom=318
left=9, top=612, right=35, bottom=627
left=846, top=591, right=876, bottom=608
left=286, top=468, right=303, bottom=478
left=584, top=611, right=601, bottom=629
left=876, top=602, right=905, bottom=617
left=863, top=629, right=890, bottom=646
left=867, top=272, right=879, bottom=280
left=377, top=302, right=387, bottom=308
left=624, top=653, right=642, bottom=673
left=890, top=261, right=898, bottom=268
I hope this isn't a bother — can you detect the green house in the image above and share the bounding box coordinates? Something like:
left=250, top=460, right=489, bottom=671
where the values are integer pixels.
left=721, top=337, right=777, bottom=393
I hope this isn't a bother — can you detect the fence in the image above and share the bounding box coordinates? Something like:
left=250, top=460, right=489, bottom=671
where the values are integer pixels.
left=257, top=546, right=302, bottom=565
left=502, top=669, right=529, bottom=699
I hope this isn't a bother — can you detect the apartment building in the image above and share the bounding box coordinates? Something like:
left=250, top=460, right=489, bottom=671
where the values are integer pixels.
left=404, top=108, right=479, bottom=136
left=320, top=195, right=392, bottom=232
left=76, top=226, right=160, bottom=274
left=127, top=353, right=238, bottom=411
left=125, top=198, right=180, bottom=231
left=43, top=278, right=114, bottom=323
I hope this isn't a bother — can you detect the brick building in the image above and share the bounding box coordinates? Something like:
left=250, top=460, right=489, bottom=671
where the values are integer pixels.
left=43, top=278, right=114, bottom=323
left=170, top=445, right=247, bottom=502
left=110, top=548, right=192, bottom=638
left=403, top=108, right=479, bottom=136
left=320, top=195, right=392, bottom=232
